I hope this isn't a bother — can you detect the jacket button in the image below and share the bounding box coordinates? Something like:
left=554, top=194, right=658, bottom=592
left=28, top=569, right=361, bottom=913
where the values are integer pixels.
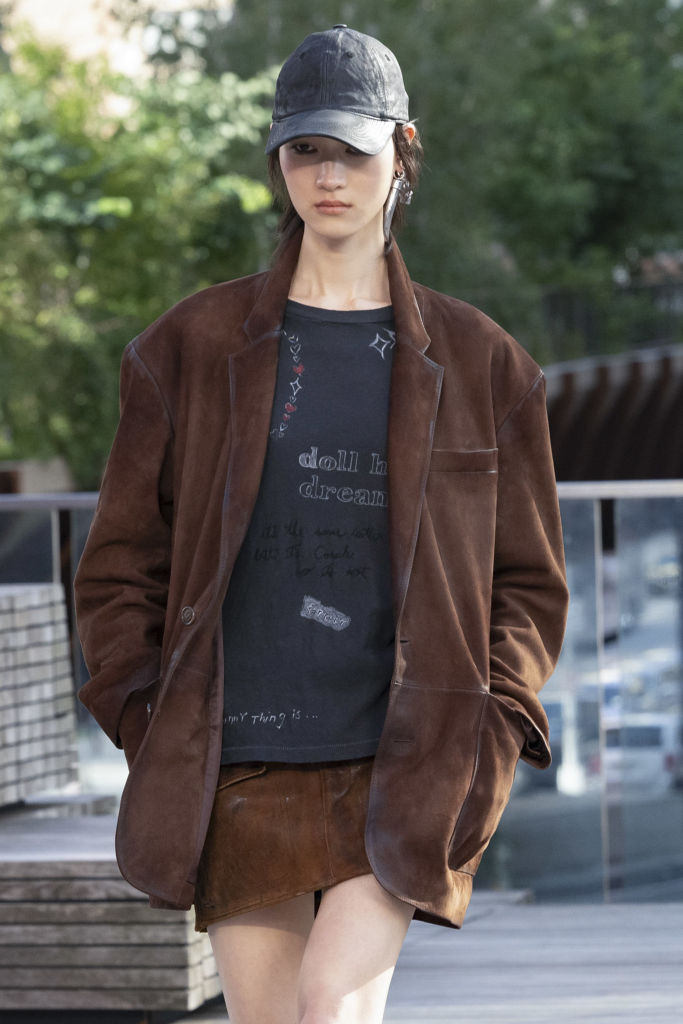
left=181, top=605, right=196, bottom=625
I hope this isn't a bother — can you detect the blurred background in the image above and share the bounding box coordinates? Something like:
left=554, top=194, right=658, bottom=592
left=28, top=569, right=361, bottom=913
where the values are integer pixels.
left=1, top=0, right=682, bottom=488
left=0, top=1, right=682, bottom=1019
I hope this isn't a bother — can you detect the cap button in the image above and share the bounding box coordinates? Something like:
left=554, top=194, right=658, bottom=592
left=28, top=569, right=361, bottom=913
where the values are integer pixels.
left=332, top=24, right=347, bottom=29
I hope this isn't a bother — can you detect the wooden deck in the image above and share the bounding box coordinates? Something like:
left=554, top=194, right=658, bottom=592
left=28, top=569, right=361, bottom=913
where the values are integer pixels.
left=2, top=800, right=681, bottom=1022
left=175, top=897, right=683, bottom=1024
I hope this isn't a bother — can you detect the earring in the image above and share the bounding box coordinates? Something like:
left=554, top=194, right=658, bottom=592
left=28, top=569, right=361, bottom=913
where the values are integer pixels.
left=383, top=168, right=413, bottom=250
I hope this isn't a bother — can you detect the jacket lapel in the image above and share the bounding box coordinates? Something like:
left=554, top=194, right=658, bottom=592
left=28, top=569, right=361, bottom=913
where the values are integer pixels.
left=243, top=231, right=303, bottom=344
left=224, top=336, right=280, bottom=564
left=385, top=239, right=444, bottom=622
left=221, top=233, right=305, bottom=576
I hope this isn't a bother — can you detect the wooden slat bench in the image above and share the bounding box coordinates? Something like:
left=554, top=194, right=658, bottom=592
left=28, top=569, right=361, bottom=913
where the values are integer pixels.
left=0, top=807, right=220, bottom=1013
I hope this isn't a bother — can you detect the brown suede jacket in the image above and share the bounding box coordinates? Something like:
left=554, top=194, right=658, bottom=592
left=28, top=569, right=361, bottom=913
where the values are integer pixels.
left=74, top=230, right=568, bottom=928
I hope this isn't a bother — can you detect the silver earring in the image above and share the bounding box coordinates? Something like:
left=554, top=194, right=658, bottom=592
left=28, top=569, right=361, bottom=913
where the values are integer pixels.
left=383, top=169, right=413, bottom=250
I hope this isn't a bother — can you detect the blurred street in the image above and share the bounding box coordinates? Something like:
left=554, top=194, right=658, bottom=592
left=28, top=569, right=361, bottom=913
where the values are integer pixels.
left=487, top=785, right=683, bottom=902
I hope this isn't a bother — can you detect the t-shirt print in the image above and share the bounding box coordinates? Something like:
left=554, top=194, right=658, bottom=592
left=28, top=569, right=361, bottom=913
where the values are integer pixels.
left=220, top=300, right=396, bottom=763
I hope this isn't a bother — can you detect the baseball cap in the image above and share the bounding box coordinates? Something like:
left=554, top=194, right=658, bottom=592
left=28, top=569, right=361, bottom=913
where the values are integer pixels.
left=265, top=25, right=410, bottom=156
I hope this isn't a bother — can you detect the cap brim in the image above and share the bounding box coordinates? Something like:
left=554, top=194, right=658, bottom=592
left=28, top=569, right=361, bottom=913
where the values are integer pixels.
left=265, top=109, right=397, bottom=155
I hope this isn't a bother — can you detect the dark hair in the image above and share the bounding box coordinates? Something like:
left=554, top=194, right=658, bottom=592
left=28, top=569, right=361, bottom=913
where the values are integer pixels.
left=267, top=124, right=423, bottom=252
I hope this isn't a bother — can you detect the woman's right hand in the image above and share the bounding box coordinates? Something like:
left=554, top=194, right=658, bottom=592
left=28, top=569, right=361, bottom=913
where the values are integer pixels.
left=118, top=677, right=160, bottom=768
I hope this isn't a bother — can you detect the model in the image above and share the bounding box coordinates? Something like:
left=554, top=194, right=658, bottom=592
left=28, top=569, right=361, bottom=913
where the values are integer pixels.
left=75, top=25, right=569, bottom=1024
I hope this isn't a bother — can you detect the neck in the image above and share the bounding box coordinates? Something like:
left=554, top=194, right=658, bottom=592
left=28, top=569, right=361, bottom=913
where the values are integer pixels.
left=288, top=223, right=390, bottom=310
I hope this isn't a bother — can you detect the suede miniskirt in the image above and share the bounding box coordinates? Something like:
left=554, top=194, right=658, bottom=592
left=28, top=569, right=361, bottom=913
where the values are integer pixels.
left=193, top=756, right=375, bottom=932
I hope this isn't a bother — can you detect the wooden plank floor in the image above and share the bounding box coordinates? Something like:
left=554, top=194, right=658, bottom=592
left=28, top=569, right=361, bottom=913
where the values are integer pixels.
left=3, top=802, right=681, bottom=1022
left=175, top=898, right=683, bottom=1024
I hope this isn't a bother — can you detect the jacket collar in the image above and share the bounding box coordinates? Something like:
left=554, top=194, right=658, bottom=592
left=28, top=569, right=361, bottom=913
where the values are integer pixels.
left=385, top=236, right=432, bottom=353
left=243, top=228, right=431, bottom=353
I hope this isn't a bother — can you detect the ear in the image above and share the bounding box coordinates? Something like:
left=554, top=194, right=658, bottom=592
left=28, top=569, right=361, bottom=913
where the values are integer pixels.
left=402, top=123, right=416, bottom=144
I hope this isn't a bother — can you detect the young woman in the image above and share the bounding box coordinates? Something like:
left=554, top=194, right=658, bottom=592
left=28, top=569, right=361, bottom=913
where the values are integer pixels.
left=75, top=25, right=568, bottom=1024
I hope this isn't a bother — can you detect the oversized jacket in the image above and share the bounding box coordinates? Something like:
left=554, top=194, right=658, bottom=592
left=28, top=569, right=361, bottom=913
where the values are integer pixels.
left=74, top=229, right=568, bottom=928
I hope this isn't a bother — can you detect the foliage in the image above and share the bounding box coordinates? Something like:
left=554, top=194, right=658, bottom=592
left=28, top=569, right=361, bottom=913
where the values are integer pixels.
left=115, top=0, right=683, bottom=358
left=0, top=27, right=275, bottom=486
left=2, top=1, right=682, bottom=483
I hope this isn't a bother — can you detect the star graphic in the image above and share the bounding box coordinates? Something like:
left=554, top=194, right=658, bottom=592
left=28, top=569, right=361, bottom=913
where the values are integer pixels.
left=369, top=330, right=396, bottom=359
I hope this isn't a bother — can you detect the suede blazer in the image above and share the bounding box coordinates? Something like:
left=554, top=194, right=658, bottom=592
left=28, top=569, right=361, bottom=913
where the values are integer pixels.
left=74, top=230, right=568, bottom=928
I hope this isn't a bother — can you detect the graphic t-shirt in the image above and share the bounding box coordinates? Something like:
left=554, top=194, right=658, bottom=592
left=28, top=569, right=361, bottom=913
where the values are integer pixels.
left=220, top=300, right=396, bottom=763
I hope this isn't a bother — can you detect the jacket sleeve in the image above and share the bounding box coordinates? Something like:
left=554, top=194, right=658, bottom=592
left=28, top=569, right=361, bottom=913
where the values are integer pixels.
left=74, top=341, right=173, bottom=750
left=489, top=371, right=568, bottom=767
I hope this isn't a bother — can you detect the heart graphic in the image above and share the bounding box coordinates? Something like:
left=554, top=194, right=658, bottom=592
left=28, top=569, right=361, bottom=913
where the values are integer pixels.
left=291, top=345, right=301, bottom=359
left=293, top=364, right=304, bottom=375
left=285, top=402, right=297, bottom=412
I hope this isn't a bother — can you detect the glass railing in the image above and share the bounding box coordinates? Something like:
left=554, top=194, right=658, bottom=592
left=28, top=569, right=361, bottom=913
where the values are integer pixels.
left=478, top=481, right=683, bottom=903
left=2, top=482, right=682, bottom=901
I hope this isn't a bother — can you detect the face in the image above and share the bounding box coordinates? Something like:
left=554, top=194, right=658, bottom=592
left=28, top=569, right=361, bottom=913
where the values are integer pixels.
left=278, top=134, right=399, bottom=247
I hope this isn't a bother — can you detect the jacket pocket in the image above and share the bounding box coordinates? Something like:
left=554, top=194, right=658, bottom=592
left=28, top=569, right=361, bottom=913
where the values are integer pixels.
left=118, top=677, right=161, bottom=769
left=429, top=448, right=498, bottom=474
left=447, top=693, right=524, bottom=874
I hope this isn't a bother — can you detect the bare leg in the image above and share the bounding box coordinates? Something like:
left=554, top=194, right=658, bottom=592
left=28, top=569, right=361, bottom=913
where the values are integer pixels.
left=207, top=892, right=315, bottom=1024
left=297, top=873, right=415, bottom=1024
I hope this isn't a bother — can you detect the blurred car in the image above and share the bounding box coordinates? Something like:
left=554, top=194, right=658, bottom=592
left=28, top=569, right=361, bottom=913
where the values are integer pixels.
left=603, top=713, right=683, bottom=793
left=646, top=554, right=680, bottom=595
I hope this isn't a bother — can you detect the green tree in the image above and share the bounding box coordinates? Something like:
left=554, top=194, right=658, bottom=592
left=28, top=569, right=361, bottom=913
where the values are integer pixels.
left=116, top=0, right=683, bottom=359
left=2, top=1, right=681, bottom=485
left=0, top=29, right=275, bottom=485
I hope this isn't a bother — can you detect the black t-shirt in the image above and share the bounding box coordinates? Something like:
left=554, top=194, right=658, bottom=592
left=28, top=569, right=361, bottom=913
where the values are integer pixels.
left=220, top=300, right=396, bottom=763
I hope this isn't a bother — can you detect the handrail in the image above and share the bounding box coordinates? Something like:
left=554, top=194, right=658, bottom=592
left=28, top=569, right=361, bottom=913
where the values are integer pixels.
left=0, top=492, right=98, bottom=510
left=556, top=480, right=683, bottom=499
left=1, top=481, right=683, bottom=510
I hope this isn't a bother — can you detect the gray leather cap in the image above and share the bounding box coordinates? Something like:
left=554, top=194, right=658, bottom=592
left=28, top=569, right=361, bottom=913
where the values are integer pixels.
left=265, top=25, right=409, bottom=155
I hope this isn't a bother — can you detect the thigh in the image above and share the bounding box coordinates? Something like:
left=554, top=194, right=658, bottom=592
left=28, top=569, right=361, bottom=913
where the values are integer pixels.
left=297, top=873, right=415, bottom=1024
left=208, top=892, right=315, bottom=1024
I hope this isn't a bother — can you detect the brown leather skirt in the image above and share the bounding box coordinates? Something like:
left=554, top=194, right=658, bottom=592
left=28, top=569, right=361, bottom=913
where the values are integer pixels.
left=193, top=756, right=374, bottom=932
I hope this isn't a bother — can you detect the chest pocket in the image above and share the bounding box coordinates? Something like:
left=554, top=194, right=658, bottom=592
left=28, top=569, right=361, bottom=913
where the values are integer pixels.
left=428, top=448, right=498, bottom=474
